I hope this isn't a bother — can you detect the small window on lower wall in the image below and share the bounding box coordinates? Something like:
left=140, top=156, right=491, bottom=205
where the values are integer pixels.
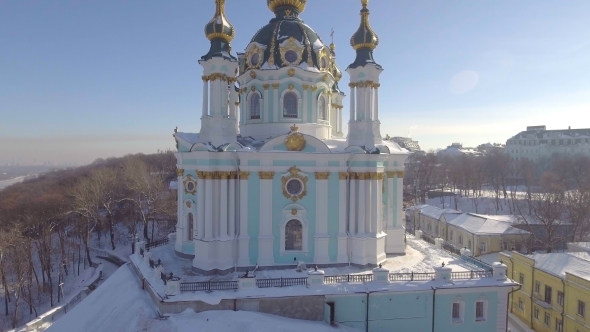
left=452, top=298, right=464, bottom=324
left=475, top=300, right=487, bottom=322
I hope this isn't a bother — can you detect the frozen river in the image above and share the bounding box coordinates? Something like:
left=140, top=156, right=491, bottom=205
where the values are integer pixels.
left=0, top=176, right=26, bottom=190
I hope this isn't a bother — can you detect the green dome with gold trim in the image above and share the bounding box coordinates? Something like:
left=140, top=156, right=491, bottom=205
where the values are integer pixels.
left=205, top=0, right=235, bottom=43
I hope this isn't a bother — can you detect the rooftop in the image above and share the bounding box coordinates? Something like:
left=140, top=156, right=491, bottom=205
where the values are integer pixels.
left=447, top=213, right=531, bottom=236
left=528, top=252, right=590, bottom=280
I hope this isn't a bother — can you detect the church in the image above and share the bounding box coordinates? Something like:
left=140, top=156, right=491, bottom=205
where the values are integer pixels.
left=173, top=0, right=408, bottom=275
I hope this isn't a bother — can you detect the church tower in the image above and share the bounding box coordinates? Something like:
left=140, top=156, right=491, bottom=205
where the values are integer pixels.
left=198, top=0, right=240, bottom=148
left=346, top=0, right=383, bottom=151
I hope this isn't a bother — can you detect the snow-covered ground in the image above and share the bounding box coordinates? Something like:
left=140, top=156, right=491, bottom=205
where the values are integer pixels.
left=46, top=265, right=360, bottom=332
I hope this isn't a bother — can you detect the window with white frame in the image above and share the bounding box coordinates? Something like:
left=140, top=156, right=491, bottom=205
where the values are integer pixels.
left=519, top=273, right=524, bottom=285
left=555, top=318, right=563, bottom=332
left=544, top=312, right=550, bottom=326
left=187, top=213, right=194, bottom=241
left=518, top=297, right=524, bottom=311
left=318, top=96, right=326, bottom=120
left=534, top=281, right=540, bottom=294
left=285, top=219, right=303, bottom=251
left=452, top=298, right=464, bottom=323
left=533, top=306, right=539, bottom=320
left=480, top=242, right=487, bottom=253
left=557, top=291, right=564, bottom=307
left=475, top=299, right=487, bottom=322
left=283, top=92, right=298, bottom=118
left=250, top=93, right=261, bottom=119
left=579, top=300, right=586, bottom=317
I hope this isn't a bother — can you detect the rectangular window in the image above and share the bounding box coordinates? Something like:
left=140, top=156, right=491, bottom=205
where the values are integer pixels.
left=534, top=307, right=539, bottom=320
left=452, top=302, right=462, bottom=322
left=556, top=319, right=563, bottom=332
left=557, top=291, right=564, bottom=307
left=519, top=273, right=524, bottom=285
left=579, top=300, right=586, bottom=317
left=475, top=301, right=485, bottom=321
left=450, top=231, right=453, bottom=241
left=518, top=297, right=524, bottom=311
left=544, top=312, right=550, bottom=326
left=545, top=285, right=552, bottom=304
left=480, top=242, right=487, bottom=253
left=535, top=281, right=540, bottom=293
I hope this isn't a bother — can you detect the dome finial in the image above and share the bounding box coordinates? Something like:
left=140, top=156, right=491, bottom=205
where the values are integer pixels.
left=350, top=0, right=379, bottom=51
left=205, top=0, right=235, bottom=43
left=267, top=0, right=307, bottom=14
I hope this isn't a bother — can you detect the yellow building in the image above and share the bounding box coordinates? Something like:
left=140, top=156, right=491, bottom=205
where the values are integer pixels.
left=443, top=213, right=530, bottom=257
left=500, top=251, right=590, bottom=332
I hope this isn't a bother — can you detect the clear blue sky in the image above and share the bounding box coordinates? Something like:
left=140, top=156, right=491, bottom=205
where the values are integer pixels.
left=1, top=0, right=589, bottom=165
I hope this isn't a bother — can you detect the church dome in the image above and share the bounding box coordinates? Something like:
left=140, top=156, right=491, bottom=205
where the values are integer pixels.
left=204, top=0, right=235, bottom=43
left=350, top=0, right=379, bottom=50
left=244, top=1, right=331, bottom=71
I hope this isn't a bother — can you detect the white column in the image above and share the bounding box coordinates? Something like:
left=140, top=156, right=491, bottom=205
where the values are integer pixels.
left=365, top=176, right=372, bottom=234
left=396, top=173, right=404, bottom=228
left=314, top=173, right=330, bottom=264
left=204, top=176, right=213, bottom=240
left=338, top=108, right=343, bottom=133
left=238, top=172, right=250, bottom=266
left=374, top=85, right=379, bottom=121
left=273, top=84, right=279, bottom=122
left=302, top=86, right=309, bottom=123
left=337, top=172, right=349, bottom=262
left=357, top=175, right=366, bottom=235
left=348, top=174, right=356, bottom=235
left=387, top=173, right=394, bottom=230
left=356, top=85, right=362, bottom=121
left=222, top=79, right=229, bottom=117
left=220, top=176, right=228, bottom=239
left=197, top=174, right=205, bottom=240
left=258, top=172, right=274, bottom=266
left=229, top=176, right=236, bottom=237
left=229, top=86, right=237, bottom=119
left=202, top=77, right=209, bottom=118
left=365, top=86, right=371, bottom=120
left=376, top=176, right=383, bottom=233
left=209, top=79, right=215, bottom=116
left=370, top=175, right=379, bottom=235
left=263, top=85, right=269, bottom=122
left=349, top=85, right=355, bottom=122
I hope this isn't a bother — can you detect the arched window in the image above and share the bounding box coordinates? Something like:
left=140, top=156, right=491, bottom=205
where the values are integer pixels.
left=250, top=93, right=261, bottom=119
left=187, top=213, right=194, bottom=241
left=285, top=219, right=302, bottom=250
left=283, top=92, right=298, bottom=118
left=318, top=96, right=326, bottom=120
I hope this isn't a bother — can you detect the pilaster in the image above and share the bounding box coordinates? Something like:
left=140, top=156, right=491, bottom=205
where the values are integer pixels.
left=337, top=172, right=349, bottom=263
left=237, top=172, right=250, bottom=267
left=314, top=172, right=330, bottom=264
left=258, top=171, right=275, bottom=266
left=262, top=84, right=270, bottom=122
left=272, top=83, right=279, bottom=122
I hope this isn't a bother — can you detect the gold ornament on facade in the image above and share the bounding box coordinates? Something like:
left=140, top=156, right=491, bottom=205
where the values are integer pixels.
left=268, top=23, right=279, bottom=67
left=185, top=201, right=192, bottom=208
left=183, top=175, right=197, bottom=194
left=338, top=172, right=349, bottom=180
left=288, top=68, right=296, bottom=77
left=272, top=83, right=280, bottom=89
left=291, top=208, right=298, bottom=215
left=239, top=171, right=250, bottom=180
left=311, top=86, right=318, bottom=92
left=176, top=169, right=185, bottom=177
left=282, top=166, right=308, bottom=202
left=263, top=84, right=270, bottom=90
left=316, top=47, right=331, bottom=71
left=245, top=44, right=264, bottom=69
left=250, top=71, right=257, bottom=79
left=396, top=171, right=405, bottom=178
left=302, top=84, right=309, bottom=90
left=259, top=171, right=275, bottom=180
left=315, top=172, right=330, bottom=180
left=279, top=37, right=304, bottom=66
left=288, top=84, right=294, bottom=91
left=387, top=171, right=395, bottom=178
left=285, top=130, right=306, bottom=151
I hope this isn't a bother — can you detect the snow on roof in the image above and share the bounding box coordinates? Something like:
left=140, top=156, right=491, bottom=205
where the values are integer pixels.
left=447, top=213, right=531, bottom=236
left=47, top=266, right=358, bottom=332
left=419, top=206, right=461, bottom=220
left=568, top=242, right=590, bottom=251
left=567, top=252, right=590, bottom=262
left=443, top=213, right=462, bottom=222
left=470, top=214, right=523, bottom=223
left=169, top=180, right=178, bottom=190
left=529, top=253, right=590, bottom=280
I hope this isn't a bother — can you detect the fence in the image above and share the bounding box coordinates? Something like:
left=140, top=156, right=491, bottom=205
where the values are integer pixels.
left=180, top=280, right=238, bottom=292
left=441, top=242, right=461, bottom=256
left=450, top=270, right=493, bottom=279
left=145, top=237, right=169, bottom=250
left=256, top=277, right=308, bottom=288
left=461, top=255, right=493, bottom=271
left=421, top=233, right=435, bottom=245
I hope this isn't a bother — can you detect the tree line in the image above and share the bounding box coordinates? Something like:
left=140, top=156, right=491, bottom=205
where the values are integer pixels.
left=0, top=152, right=176, bottom=329
left=406, top=151, right=590, bottom=251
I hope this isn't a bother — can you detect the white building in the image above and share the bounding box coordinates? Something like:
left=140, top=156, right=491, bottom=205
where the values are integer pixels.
left=506, top=125, right=590, bottom=162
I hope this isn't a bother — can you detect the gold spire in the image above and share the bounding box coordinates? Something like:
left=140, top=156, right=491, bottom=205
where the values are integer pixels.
left=350, top=0, right=379, bottom=51
left=267, top=0, right=307, bottom=14
left=205, top=0, right=235, bottom=43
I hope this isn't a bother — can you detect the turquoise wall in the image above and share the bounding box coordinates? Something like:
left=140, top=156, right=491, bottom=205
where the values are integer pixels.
left=271, top=143, right=317, bottom=153
left=434, top=291, right=499, bottom=332
left=367, top=292, right=433, bottom=332
left=273, top=160, right=316, bottom=167
left=183, top=159, right=236, bottom=166
left=325, top=294, right=367, bottom=330
left=248, top=174, right=260, bottom=265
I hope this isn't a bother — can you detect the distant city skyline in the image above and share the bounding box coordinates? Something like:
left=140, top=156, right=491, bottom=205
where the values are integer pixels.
left=1, top=0, right=589, bottom=164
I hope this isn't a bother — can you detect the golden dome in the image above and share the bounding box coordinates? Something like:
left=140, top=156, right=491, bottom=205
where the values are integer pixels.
left=205, top=0, right=235, bottom=43
left=350, top=0, right=379, bottom=51
left=267, top=0, right=307, bottom=14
